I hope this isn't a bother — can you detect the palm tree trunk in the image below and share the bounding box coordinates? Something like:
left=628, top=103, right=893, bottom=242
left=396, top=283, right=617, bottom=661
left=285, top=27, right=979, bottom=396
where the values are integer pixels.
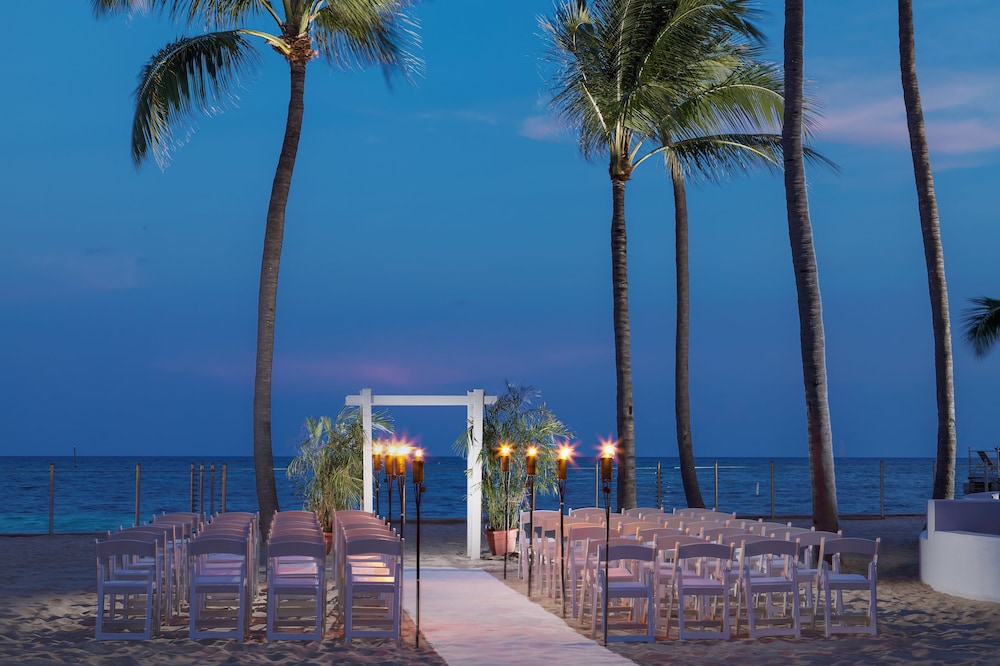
left=898, top=0, right=956, bottom=500
left=254, top=58, right=307, bottom=535
left=672, top=169, right=705, bottom=509
left=782, top=0, right=839, bottom=533
left=611, top=175, right=636, bottom=511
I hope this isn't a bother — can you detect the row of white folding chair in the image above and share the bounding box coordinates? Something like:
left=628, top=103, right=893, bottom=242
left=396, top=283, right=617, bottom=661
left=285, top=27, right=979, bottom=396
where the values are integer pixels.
left=95, top=537, right=162, bottom=640
left=521, top=511, right=588, bottom=597
left=187, top=512, right=257, bottom=642
left=110, top=523, right=181, bottom=622
left=672, top=508, right=736, bottom=521
left=266, top=511, right=326, bottom=641
left=332, top=511, right=389, bottom=592
left=332, top=511, right=403, bottom=644
left=152, top=512, right=201, bottom=613
left=661, top=531, right=876, bottom=640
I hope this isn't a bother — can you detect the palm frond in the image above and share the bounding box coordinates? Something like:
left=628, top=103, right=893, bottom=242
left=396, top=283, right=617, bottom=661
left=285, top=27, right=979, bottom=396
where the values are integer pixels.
left=962, top=297, right=1000, bottom=358
left=312, top=0, right=422, bottom=82
left=541, top=0, right=770, bottom=170
left=131, top=31, right=261, bottom=168
left=92, top=0, right=274, bottom=27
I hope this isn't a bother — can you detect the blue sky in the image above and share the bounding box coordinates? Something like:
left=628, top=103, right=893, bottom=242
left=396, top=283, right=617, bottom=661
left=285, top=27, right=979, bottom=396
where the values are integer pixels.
left=2, top=1, right=998, bottom=462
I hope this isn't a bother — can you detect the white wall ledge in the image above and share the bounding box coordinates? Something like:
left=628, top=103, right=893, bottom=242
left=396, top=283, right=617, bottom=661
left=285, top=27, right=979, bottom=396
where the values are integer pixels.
left=920, top=498, right=1000, bottom=603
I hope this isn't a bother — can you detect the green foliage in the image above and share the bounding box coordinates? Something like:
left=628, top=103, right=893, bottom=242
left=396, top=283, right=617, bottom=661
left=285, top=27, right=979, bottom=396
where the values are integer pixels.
left=286, top=407, right=392, bottom=531
left=962, top=297, right=1000, bottom=359
left=92, top=0, right=421, bottom=168
left=454, top=383, right=573, bottom=531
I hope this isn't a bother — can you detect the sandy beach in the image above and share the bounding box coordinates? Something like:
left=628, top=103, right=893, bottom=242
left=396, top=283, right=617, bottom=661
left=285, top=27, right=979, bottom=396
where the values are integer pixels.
left=1, top=516, right=997, bottom=665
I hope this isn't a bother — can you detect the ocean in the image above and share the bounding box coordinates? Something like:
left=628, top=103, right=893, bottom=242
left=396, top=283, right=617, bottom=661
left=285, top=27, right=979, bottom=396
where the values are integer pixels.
left=0, top=455, right=965, bottom=534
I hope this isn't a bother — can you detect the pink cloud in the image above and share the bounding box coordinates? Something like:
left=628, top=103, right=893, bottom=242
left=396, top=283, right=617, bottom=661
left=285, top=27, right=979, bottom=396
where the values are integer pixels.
left=815, top=71, right=1000, bottom=156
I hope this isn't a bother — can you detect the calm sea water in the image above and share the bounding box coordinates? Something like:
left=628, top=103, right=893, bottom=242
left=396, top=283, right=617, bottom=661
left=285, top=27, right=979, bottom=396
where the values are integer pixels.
left=0, top=455, right=968, bottom=534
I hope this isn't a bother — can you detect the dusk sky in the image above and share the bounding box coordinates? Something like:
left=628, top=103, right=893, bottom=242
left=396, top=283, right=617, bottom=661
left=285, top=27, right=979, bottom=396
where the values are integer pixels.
left=2, top=1, right=998, bottom=462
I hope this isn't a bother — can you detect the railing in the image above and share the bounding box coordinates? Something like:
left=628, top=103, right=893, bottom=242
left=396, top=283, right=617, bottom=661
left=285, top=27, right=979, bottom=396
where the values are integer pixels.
left=2, top=457, right=950, bottom=535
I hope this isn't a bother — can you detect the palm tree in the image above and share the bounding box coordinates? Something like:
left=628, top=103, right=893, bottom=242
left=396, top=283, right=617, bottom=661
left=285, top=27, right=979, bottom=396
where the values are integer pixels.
left=541, top=0, right=767, bottom=511
left=93, top=0, right=420, bottom=533
left=898, top=0, right=956, bottom=500
left=656, top=58, right=788, bottom=509
left=961, top=297, right=1000, bottom=358
left=781, top=0, right=838, bottom=532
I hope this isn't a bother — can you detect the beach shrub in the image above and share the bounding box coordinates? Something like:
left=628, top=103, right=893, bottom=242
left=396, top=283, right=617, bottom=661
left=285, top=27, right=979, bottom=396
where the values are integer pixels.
left=287, top=407, right=393, bottom=531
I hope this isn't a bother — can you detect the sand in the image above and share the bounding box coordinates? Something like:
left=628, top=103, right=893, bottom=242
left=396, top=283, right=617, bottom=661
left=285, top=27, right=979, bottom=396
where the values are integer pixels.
left=1, top=516, right=997, bottom=665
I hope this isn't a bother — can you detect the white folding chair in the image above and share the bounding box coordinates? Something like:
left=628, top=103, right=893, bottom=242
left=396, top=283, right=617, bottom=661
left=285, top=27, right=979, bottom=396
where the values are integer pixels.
left=790, top=529, right=840, bottom=613
left=95, top=538, right=160, bottom=640
left=816, top=537, right=880, bottom=637
left=188, top=536, right=250, bottom=642
left=343, top=537, right=404, bottom=644
left=266, top=538, right=327, bottom=641
left=565, top=524, right=607, bottom=617
left=667, top=542, right=734, bottom=640
left=589, top=543, right=657, bottom=643
left=736, top=538, right=801, bottom=638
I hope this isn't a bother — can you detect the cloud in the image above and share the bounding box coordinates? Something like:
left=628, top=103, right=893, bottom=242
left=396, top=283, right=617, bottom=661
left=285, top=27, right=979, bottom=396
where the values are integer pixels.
left=519, top=115, right=564, bottom=141
left=1, top=248, right=145, bottom=300
left=150, top=342, right=607, bottom=391
left=815, top=71, right=1000, bottom=156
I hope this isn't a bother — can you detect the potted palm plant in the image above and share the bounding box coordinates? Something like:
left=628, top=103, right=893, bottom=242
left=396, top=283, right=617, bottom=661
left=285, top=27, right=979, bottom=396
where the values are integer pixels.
left=287, top=406, right=393, bottom=550
left=454, top=383, right=573, bottom=556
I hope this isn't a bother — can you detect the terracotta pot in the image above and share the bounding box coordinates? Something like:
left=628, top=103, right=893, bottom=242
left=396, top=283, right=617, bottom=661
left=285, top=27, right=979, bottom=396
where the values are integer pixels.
left=324, top=532, right=333, bottom=555
left=485, top=528, right=518, bottom=556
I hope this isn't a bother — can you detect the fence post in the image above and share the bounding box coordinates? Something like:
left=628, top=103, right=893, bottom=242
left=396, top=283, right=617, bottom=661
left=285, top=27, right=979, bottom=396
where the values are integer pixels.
left=221, top=463, right=227, bottom=513
left=656, top=461, right=662, bottom=510
left=880, top=460, right=885, bottom=519
left=770, top=460, right=775, bottom=519
left=190, top=463, right=195, bottom=513
left=594, top=463, right=601, bottom=506
left=48, top=463, right=55, bottom=535
left=134, top=463, right=141, bottom=527
left=199, top=463, right=205, bottom=519
left=208, top=463, right=215, bottom=516
left=713, top=460, right=719, bottom=511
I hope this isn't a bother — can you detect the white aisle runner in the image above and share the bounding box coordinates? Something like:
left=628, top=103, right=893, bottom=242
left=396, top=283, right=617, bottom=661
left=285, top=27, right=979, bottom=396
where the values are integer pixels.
left=402, top=567, right=637, bottom=666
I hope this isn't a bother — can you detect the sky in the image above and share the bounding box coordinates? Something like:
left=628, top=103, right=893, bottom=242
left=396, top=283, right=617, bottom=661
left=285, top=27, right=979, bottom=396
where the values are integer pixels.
left=2, top=1, right=998, bottom=463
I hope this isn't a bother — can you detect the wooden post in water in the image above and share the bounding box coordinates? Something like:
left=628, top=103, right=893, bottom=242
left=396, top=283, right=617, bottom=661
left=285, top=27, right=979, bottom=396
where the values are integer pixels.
left=880, top=460, right=885, bottom=518
left=656, top=461, right=662, bottom=510
left=199, top=464, right=205, bottom=519
left=770, top=460, right=775, bottom=518
left=594, top=463, right=599, bottom=507
left=48, top=463, right=55, bottom=535
left=713, top=460, right=719, bottom=511
left=134, top=463, right=141, bottom=527
left=189, top=463, right=195, bottom=513
left=209, top=463, right=216, bottom=516
left=221, top=463, right=228, bottom=513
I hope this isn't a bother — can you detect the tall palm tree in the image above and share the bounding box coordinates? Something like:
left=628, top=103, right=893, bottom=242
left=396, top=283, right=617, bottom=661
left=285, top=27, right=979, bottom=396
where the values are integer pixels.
left=961, top=297, right=1000, bottom=358
left=541, top=0, right=767, bottom=510
left=662, top=62, right=833, bottom=509
left=93, top=0, right=419, bottom=533
left=657, top=58, right=790, bottom=509
left=781, top=0, right=838, bottom=532
left=898, top=0, right=956, bottom=500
